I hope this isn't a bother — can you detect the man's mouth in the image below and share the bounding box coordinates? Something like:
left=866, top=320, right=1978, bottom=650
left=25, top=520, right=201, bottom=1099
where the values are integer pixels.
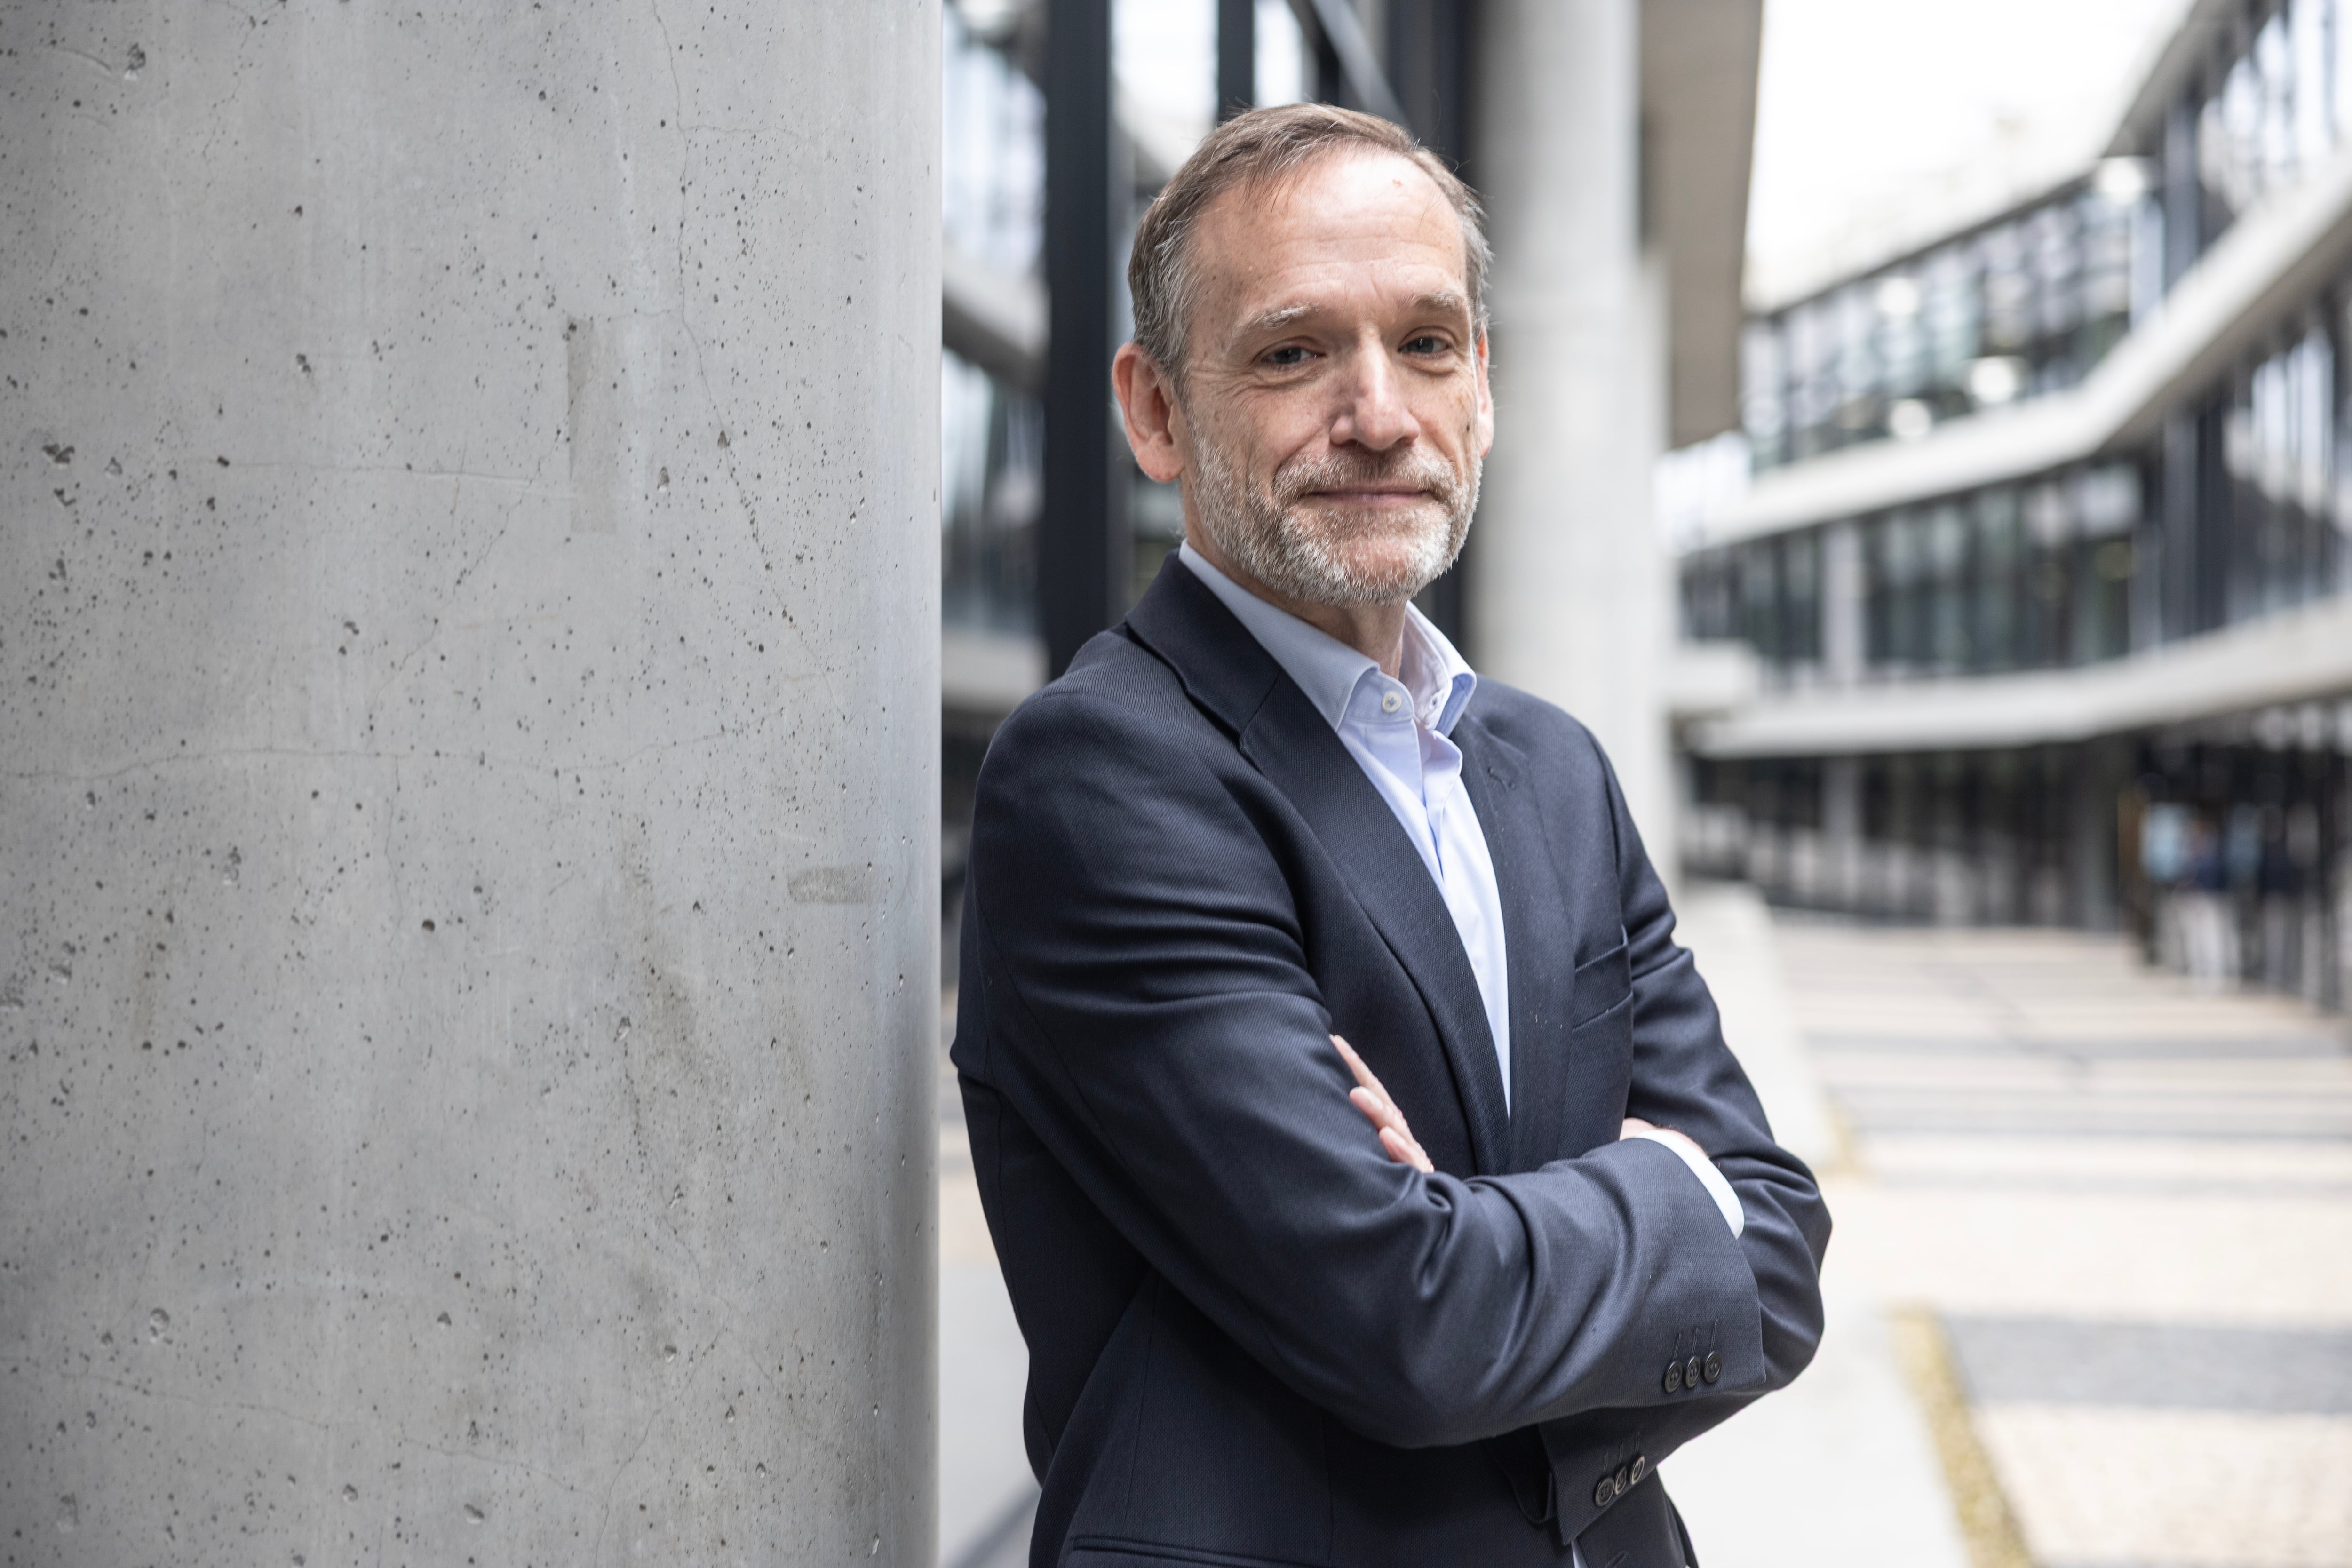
left=1302, top=487, right=1431, bottom=508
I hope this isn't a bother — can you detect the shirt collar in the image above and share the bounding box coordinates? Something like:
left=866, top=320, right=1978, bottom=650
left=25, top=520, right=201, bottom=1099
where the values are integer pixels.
left=1176, top=541, right=1478, bottom=736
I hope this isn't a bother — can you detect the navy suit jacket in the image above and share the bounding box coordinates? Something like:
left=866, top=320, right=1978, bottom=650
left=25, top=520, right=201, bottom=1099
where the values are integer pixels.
left=952, top=559, right=1829, bottom=1568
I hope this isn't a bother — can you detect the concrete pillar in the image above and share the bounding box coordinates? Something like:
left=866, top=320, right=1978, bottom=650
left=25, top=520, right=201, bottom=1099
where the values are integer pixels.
left=1821, top=520, right=1867, bottom=685
left=0, top=6, right=938, bottom=1564
left=1469, top=0, right=1674, bottom=869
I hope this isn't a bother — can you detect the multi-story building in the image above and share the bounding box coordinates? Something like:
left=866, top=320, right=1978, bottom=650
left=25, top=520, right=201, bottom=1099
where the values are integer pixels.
left=1675, top=0, right=2352, bottom=1007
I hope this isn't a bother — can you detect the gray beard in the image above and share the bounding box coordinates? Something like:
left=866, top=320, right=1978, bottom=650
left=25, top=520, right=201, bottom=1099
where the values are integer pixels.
left=1185, top=428, right=1478, bottom=607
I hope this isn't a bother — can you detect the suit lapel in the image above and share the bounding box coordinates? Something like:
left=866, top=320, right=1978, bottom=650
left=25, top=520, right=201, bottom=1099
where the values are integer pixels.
left=1238, top=699, right=1512, bottom=1174
left=1455, top=716, right=1575, bottom=1173
left=1124, top=562, right=1512, bottom=1175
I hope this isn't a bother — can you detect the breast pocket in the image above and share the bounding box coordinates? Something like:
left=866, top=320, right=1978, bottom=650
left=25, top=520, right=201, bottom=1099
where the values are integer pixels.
left=1568, top=939, right=1632, bottom=1029
left=1565, top=939, right=1635, bottom=1149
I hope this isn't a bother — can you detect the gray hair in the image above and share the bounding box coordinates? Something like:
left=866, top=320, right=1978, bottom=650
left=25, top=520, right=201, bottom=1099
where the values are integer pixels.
left=1127, top=103, right=1491, bottom=389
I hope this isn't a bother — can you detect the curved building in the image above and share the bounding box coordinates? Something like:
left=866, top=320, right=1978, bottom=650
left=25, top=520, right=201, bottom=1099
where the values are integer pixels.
left=1675, top=0, right=2352, bottom=1008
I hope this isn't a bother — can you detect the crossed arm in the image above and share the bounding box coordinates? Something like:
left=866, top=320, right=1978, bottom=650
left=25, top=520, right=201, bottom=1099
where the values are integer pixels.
left=969, top=689, right=1827, bottom=1468
left=1336, top=1034, right=1709, bottom=1178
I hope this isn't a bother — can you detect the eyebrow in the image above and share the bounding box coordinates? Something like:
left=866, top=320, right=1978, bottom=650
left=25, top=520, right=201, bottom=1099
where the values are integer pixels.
left=1233, top=291, right=1473, bottom=342
left=1235, top=302, right=1318, bottom=339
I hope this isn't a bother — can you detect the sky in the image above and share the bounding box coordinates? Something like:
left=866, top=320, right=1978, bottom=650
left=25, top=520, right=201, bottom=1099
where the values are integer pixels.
left=1745, top=0, right=2194, bottom=306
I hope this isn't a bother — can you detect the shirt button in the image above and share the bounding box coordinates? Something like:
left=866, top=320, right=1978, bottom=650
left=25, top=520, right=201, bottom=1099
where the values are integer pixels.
left=1380, top=691, right=1402, bottom=714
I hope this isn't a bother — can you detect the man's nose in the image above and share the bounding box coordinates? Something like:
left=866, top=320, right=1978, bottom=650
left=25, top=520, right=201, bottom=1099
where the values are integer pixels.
left=1331, top=342, right=1420, bottom=451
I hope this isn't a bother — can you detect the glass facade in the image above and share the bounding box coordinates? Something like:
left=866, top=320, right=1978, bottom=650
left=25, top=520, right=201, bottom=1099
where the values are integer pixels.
left=944, top=3, right=1045, bottom=277
left=943, top=348, right=1043, bottom=636
left=1678, top=0, right=2352, bottom=1003
left=942, top=5, right=1046, bottom=636
left=1742, top=177, right=2147, bottom=469
left=1743, top=0, right=2352, bottom=474
left=1688, top=301, right=2352, bottom=683
left=1685, top=730, right=2352, bottom=1008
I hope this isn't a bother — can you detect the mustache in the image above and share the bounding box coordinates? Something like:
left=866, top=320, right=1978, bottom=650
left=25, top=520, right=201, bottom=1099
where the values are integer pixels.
left=1268, top=448, right=1466, bottom=512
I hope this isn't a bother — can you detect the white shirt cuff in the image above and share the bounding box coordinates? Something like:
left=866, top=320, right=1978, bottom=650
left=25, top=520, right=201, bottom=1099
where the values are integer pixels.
left=1631, top=1130, right=1745, bottom=1237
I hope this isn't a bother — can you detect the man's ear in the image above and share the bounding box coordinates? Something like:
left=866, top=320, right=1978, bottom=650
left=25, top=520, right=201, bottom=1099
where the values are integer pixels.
left=1113, top=342, right=1187, bottom=484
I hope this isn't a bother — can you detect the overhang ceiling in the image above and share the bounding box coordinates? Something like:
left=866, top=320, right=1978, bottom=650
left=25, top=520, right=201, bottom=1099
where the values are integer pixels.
left=1642, top=0, right=1764, bottom=447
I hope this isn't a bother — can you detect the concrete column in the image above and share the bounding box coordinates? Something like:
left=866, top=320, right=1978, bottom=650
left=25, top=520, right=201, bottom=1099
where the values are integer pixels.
left=1469, top=0, right=1674, bottom=868
left=1821, top=520, right=1867, bottom=685
left=0, top=6, right=938, bottom=1564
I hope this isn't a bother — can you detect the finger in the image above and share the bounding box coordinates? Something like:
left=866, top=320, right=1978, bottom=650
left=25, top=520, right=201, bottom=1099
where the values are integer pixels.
left=1349, top=1085, right=1406, bottom=1141
left=1332, top=1035, right=1400, bottom=1107
left=1379, top=1125, right=1434, bottom=1174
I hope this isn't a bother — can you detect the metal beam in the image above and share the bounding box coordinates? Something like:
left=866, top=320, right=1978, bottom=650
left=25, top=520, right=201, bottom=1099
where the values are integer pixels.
left=1292, top=0, right=1408, bottom=125
left=1042, top=0, right=1129, bottom=677
left=1219, top=0, right=1256, bottom=121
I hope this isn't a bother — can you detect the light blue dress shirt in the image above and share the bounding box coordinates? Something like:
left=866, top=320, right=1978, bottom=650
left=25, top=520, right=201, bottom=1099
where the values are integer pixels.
left=1176, top=544, right=1744, bottom=1242
left=1177, top=542, right=1515, bottom=1104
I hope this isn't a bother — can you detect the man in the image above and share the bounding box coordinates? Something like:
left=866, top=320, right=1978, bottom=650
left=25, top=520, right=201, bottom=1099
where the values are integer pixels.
left=952, top=104, right=1828, bottom=1568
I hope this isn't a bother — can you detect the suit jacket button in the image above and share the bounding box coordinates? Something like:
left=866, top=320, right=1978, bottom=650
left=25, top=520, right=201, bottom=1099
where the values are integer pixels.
left=1630, top=1455, right=1649, bottom=1484
left=1593, top=1475, right=1617, bottom=1508
left=1685, top=1355, right=1702, bottom=1390
left=1703, top=1351, right=1723, bottom=1384
left=1613, top=1465, right=1631, bottom=1496
left=1664, top=1360, right=1683, bottom=1393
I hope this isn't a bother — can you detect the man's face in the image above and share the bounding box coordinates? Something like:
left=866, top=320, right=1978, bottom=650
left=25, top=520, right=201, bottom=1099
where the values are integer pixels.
left=1171, top=148, right=1493, bottom=607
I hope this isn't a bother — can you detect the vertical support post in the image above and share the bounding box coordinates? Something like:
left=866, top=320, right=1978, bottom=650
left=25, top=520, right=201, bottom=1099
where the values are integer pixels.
left=2161, top=410, right=2198, bottom=640
left=1821, top=520, right=1866, bottom=685
left=0, top=3, right=939, bottom=1560
left=1220, top=0, right=1257, bottom=122
left=1044, top=0, right=1129, bottom=676
left=1471, top=0, right=1674, bottom=872
left=2163, top=93, right=2202, bottom=288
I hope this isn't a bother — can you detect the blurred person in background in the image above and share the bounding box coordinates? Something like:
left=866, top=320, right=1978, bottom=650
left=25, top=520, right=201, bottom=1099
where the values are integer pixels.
left=2179, top=814, right=2239, bottom=992
left=952, top=105, right=1828, bottom=1568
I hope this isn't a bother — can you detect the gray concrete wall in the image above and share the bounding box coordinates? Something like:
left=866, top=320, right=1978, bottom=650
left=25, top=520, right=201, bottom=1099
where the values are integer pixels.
left=1470, top=0, right=1677, bottom=869
left=0, top=4, right=939, bottom=1563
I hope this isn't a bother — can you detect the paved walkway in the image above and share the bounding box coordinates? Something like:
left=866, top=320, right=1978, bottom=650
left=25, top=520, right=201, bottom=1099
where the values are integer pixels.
left=1776, top=918, right=2352, bottom=1568
left=938, top=1034, right=1037, bottom=1568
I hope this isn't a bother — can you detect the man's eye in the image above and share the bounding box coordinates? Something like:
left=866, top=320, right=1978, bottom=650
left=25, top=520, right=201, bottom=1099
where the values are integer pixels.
left=1264, top=345, right=1310, bottom=367
left=1403, top=335, right=1448, bottom=356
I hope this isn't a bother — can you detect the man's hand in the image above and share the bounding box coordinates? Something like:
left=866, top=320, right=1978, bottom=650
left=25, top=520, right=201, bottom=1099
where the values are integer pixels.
left=1333, top=1035, right=1434, bottom=1173
left=1620, top=1115, right=1708, bottom=1165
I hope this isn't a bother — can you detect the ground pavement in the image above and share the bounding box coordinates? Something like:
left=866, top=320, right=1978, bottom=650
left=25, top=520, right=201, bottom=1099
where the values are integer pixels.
left=1771, top=917, right=2352, bottom=1568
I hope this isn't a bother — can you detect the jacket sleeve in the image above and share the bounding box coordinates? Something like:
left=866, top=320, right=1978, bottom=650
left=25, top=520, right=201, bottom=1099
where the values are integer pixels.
left=965, top=686, right=1787, bottom=1452
left=1540, top=737, right=1832, bottom=1545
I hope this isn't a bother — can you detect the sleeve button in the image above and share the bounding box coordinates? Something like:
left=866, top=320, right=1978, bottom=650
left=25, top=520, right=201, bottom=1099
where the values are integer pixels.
left=1630, top=1455, right=1649, bottom=1485
left=1664, top=1360, right=1683, bottom=1393
left=1703, top=1350, right=1723, bottom=1384
left=1685, top=1355, right=1703, bottom=1390
left=1593, top=1475, right=1617, bottom=1508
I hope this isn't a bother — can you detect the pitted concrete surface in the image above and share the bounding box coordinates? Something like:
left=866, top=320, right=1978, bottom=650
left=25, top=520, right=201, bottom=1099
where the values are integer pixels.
left=0, top=4, right=940, bottom=1563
